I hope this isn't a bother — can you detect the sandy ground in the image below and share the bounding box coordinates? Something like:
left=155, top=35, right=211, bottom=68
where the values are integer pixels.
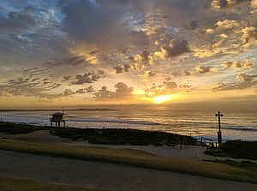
left=0, top=150, right=256, bottom=191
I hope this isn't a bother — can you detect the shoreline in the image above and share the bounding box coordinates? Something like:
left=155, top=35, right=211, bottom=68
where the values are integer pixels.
left=0, top=121, right=198, bottom=146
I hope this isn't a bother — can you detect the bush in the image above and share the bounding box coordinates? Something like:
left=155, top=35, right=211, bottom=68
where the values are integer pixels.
left=50, top=128, right=197, bottom=146
left=0, top=122, right=39, bottom=134
left=221, top=140, right=257, bottom=160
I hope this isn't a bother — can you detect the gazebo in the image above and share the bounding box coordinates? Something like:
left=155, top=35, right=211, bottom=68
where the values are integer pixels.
left=50, top=112, right=66, bottom=127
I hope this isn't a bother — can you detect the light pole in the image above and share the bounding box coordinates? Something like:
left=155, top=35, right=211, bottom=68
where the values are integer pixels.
left=215, top=111, right=223, bottom=147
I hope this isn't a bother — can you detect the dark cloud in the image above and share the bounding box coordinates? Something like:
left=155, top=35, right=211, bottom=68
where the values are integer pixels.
left=61, top=85, right=95, bottom=97
left=145, top=78, right=191, bottom=96
left=60, top=0, right=148, bottom=49
left=0, top=8, right=35, bottom=34
left=163, top=81, right=178, bottom=90
left=46, top=56, right=88, bottom=67
left=0, top=66, right=63, bottom=98
left=114, top=64, right=131, bottom=74
left=154, top=39, right=190, bottom=59
left=94, top=82, right=134, bottom=101
left=0, top=76, right=61, bottom=97
left=85, top=85, right=95, bottom=93
left=63, top=89, right=74, bottom=96
left=70, top=71, right=105, bottom=85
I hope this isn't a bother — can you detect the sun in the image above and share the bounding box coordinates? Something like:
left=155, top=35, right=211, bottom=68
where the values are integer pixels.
left=153, top=95, right=179, bottom=104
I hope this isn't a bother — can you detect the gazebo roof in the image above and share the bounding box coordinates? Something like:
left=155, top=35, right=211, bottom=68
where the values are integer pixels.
left=52, top=112, right=64, bottom=116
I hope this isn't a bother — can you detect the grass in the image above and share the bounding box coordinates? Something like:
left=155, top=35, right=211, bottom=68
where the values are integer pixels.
left=0, top=139, right=256, bottom=184
left=205, top=140, right=257, bottom=160
left=0, top=122, right=44, bottom=134
left=0, top=177, right=105, bottom=191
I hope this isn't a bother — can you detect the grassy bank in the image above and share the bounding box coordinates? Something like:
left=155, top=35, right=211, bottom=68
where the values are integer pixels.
left=0, top=177, right=105, bottom=191
left=205, top=140, right=257, bottom=160
left=50, top=127, right=197, bottom=146
left=0, top=121, right=197, bottom=146
left=0, top=139, right=256, bottom=184
left=0, top=122, right=42, bottom=134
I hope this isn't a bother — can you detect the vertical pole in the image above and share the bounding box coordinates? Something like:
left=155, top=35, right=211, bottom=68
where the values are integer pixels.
left=215, top=111, right=223, bottom=147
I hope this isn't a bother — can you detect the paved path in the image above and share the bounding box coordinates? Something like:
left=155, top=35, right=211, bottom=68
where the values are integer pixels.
left=0, top=150, right=256, bottom=191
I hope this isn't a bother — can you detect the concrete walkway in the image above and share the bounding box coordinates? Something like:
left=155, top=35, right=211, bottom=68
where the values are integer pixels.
left=0, top=150, right=256, bottom=191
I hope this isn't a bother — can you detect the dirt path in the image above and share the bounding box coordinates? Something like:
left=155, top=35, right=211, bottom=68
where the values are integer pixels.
left=0, top=150, right=256, bottom=191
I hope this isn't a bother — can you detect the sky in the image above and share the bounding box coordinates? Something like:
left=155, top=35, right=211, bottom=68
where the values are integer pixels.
left=0, top=0, right=256, bottom=108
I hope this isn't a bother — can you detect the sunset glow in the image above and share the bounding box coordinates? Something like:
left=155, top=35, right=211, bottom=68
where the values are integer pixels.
left=153, top=95, right=179, bottom=104
left=0, top=0, right=256, bottom=108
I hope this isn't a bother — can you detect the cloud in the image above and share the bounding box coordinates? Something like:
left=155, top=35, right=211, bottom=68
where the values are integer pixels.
left=1, top=0, right=257, bottom=104
left=114, top=64, right=131, bottom=74
left=85, top=85, right=95, bottom=93
left=61, top=85, right=96, bottom=97
left=0, top=7, right=35, bottom=34
left=70, top=71, right=105, bottom=85
left=252, top=0, right=257, bottom=8
left=211, top=0, right=251, bottom=9
left=221, top=60, right=253, bottom=69
left=63, top=89, right=74, bottom=96
left=94, top=82, right=134, bottom=101
left=154, top=39, right=190, bottom=59
left=60, top=0, right=148, bottom=50
left=241, top=26, right=257, bottom=45
left=213, top=73, right=257, bottom=91
left=195, top=66, right=215, bottom=74
left=0, top=66, right=65, bottom=99
left=0, top=76, right=62, bottom=98
left=185, top=66, right=216, bottom=76
left=0, top=0, right=67, bottom=63
left=195, top=18, right=257, bottom=58
left=145, top=78, right=191, bottom=96
left=216, top=19, right=240, bottom=30
left=163, top=81, right=178, bottom=90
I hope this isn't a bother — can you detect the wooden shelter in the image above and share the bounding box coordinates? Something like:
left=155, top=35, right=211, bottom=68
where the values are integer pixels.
left=50, top=112, right=66, bottom=127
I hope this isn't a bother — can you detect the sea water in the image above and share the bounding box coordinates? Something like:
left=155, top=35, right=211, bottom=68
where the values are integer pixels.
left=0, top=104, right=256, bottom=141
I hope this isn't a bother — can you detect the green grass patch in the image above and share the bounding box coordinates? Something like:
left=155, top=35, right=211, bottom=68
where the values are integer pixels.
left=203, top=159, right=257, bottom=170
left=0, top=139, right=256, bottom=184
left=0, top=177, right=105, bottom=191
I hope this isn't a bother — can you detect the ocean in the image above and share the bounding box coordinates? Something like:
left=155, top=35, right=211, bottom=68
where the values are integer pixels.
left=0, top=104, right=256, bottom=141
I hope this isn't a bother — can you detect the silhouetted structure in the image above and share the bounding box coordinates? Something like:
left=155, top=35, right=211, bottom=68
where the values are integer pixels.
left=215, top=111, right=223, bottom=147
left=50, top=112, right=66, bottom=127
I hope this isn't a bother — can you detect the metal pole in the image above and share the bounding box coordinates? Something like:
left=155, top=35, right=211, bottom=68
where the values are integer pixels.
left=215, top=111, right=223, bottom=147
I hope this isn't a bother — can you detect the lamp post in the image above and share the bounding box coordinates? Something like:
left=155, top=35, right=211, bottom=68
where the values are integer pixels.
left=215, top=111, right=223, bottom=147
